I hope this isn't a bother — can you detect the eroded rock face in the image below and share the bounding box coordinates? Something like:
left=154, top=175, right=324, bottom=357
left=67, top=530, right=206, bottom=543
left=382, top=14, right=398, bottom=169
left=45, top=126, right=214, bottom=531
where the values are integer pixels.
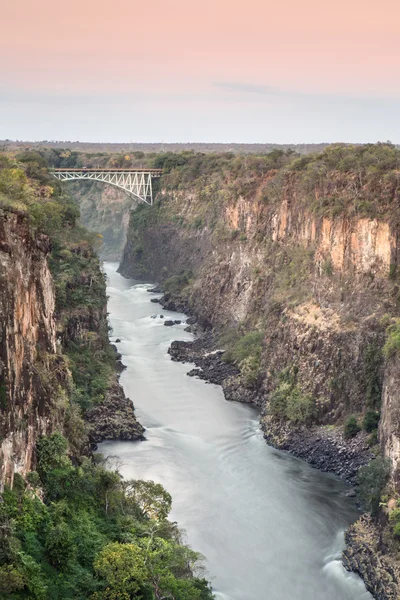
left=343, top=515, right=400, bottom=600
left=380, top=357, right=400, bottom=487
left=0, top=211, right=59, bottom=486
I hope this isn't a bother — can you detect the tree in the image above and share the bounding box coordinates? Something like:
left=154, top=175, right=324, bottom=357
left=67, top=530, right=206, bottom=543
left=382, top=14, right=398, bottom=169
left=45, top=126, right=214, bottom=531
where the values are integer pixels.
left=124, top=480, right=172, bottom=520
left=36, top=432, right=70, bottom=479
left=357, top=458, right=390, bottom=515
left=93, top=542, right=148, bottom=598
left=45, top=522, right=76, bottom=570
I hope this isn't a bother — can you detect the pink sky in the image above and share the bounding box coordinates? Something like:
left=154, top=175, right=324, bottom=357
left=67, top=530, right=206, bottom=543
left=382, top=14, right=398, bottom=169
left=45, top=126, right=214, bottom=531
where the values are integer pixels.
left=1, top=0, right=400, bottom=142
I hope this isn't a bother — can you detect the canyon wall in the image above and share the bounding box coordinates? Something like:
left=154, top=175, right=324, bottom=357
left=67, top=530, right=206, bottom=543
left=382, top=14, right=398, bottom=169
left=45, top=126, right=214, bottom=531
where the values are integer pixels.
left=0, top=211, right=60, bottom=486
left=120, top=165, right=399, bottom=429
left=118, top=148, right=400, bottom=597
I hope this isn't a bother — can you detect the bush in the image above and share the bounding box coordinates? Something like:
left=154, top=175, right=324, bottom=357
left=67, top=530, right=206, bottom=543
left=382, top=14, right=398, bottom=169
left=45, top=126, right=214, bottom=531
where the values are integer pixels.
left=163, top=272, right=192, bottom=295
left=344, top=416, right=361, bottom=439
left=223, top=330, right=263, bottom=365
left=222, top=330, right=264, bottom=388
left=357, top=457, right=390, bottom=515
left=383, top=320, right=400, bottom=359
left=363, top=410, right=380, bottom=433
left=268, top=368, right=315, bottom=424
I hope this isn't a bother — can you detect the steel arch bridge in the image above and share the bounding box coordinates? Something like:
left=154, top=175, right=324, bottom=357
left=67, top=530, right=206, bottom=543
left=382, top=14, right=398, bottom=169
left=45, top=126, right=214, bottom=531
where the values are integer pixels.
left=50, top=168, right=162, bottom=205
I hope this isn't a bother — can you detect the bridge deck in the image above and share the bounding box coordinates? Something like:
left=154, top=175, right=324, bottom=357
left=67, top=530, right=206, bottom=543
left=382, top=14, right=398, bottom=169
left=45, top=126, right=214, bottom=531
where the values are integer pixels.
left=50, top=168, right=162, bottom=174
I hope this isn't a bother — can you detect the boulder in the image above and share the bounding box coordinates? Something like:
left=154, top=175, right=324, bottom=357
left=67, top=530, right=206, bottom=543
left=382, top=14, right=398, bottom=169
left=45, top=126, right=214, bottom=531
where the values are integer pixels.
left=164, top=320, right=175, bottom=326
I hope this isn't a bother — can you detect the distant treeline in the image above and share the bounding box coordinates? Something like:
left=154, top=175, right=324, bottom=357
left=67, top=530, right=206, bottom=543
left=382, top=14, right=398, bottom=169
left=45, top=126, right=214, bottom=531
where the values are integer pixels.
left=1, top=140, right=351, bottom=155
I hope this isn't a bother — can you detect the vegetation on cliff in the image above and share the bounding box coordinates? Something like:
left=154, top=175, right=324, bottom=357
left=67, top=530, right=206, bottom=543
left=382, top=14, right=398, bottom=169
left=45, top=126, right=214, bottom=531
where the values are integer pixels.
left=0, top=151, right=213, bottom=599
left=117, top=143, right=400, bottom=597
left=0, top=433, right=213, bottom=600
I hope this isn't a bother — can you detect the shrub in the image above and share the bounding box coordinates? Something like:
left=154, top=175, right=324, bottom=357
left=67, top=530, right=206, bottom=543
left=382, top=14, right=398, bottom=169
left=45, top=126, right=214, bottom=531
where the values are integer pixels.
left=363, top=410, right=380, bottom=433
left=223, top=330, right=263, bottom=365
left=268, top=368, right=315, bottom=424
left=163, top=272, right=192, bottom=295
left=393, top=521, right=400, bottom=538
left=45, top=522, right=76, bottom=570
left=357, top=457, right=390, bottom=515
left=383, top=320, right=400, bottom=359
left=344, top=416, right=361, bottom=439
left=285, top=387, right=315, bottom=424
left=322, top=258, right=333, bottom=276
left=36, top=432, right=69, bottom=479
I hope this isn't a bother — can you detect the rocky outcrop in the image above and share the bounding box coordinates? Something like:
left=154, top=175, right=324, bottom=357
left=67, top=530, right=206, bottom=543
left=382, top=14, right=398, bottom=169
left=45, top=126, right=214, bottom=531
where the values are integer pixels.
left=0, top=211, right=61, bottom=486
left=343, top=515, right=400, bottom=599
left=263, top=417, right=373, bottom=483
left=86, top=380, right=145, bottom=443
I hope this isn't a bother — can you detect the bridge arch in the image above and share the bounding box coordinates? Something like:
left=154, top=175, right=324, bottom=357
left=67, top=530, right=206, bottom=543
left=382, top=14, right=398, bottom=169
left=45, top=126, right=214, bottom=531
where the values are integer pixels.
left=50, top=168, right=162, bottom=205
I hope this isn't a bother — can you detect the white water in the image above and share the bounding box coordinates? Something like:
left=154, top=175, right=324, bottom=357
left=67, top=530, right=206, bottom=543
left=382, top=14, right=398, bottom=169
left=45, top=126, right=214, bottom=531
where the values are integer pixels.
left=100, top=263, right=372, bottom=600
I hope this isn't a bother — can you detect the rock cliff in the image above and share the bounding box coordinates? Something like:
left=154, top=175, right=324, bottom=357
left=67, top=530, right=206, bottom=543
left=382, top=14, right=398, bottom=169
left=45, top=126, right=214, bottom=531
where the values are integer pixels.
left=0, top=210, right=60, bottom=486
left=118, top=146, right=400, bottom=598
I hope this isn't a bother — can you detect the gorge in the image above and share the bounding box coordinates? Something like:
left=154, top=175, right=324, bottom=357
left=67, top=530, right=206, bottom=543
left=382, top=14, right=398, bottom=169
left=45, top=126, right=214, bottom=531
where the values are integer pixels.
left=100, top=263, right=371, bottom=600
left=1, top=144, right=400, bottom=599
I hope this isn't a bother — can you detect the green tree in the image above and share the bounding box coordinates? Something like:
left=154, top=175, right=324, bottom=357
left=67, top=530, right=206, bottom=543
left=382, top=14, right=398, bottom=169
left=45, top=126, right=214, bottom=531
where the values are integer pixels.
left=357, top=457, right=390, bottom=515
left=93, top=542, right=148, bottom=598
left=45, top=522, right=76, bottom=570
left=124, top=480, right=172, bottom=520
left=344, top=416, right=361, bottom=439
left=36, top=432, right=70, bottom=479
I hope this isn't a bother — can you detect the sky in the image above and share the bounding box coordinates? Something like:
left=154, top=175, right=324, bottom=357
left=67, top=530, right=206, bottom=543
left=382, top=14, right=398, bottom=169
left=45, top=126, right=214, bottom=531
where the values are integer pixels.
left=1, top=0, right=400, bottom=143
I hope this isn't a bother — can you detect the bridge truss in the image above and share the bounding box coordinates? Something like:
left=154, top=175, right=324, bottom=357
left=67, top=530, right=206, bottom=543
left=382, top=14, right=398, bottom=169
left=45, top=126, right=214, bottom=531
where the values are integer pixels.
left=50, top=168, right=162, bottom=205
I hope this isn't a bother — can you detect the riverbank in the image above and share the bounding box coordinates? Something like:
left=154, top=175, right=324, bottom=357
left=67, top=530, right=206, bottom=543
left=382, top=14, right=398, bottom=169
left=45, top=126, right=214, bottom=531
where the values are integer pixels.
left=157, top=292, right=392, bottom=599
left=100, top=263, right=372, bottom=600
left=166, top=311, right=373, bottom=485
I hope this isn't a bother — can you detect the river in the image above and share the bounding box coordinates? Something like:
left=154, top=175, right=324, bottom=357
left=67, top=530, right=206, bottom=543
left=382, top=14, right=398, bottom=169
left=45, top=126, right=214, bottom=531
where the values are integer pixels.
left=100, top=263, right=372, bottom=600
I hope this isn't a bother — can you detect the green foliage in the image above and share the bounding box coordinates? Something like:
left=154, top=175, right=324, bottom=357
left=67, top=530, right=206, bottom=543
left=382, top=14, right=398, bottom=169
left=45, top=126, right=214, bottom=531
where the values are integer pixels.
left=344, top=416, right=361, bottom=439
left=392, top=520, right=400, bottom=539
left=66, top=340, right=115, bottom=409
left=357, top=457, right=390, bottom=515
left=363, top=410, right=380, bottom=433
left=383, top=319, right=400, bottom=359
left=268, top=368, right=315, bottom=424
left=93, top=542, right=148, bottom=598
left=163, top=272, right=192, bottom=295
left=0, top=564, right=25, bottom=594
left=223, top=330, right=263, bottom=365
left=287, top=143, right=400, bottom=220
left=0, top=446, right=214, bottom=600
left=36, top=432, right=70, bottom=479
left=363, top=342, right=383, bottom=409
left=124, top=480, right=172, bottom=520
left=222, top=330, right=264, bottom=388
left=45, top=522, right=76, bottom=570
left=0, top=152, right=215, bottom=599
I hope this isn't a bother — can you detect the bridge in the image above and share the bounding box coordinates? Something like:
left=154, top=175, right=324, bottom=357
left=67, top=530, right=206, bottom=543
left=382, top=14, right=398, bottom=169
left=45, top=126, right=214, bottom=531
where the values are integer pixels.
left=50, top=168, right=162, bottom=205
